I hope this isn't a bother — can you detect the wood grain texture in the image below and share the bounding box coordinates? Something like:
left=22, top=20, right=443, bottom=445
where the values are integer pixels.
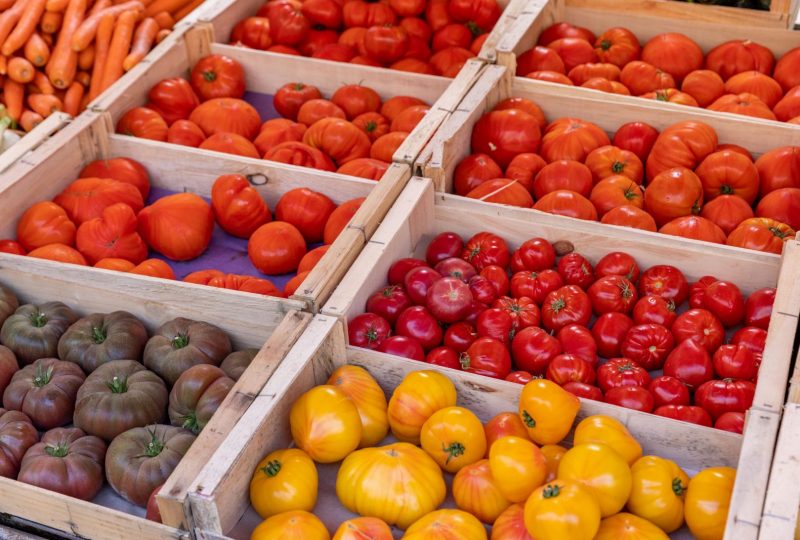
left=758, top=404, right=800, bottom=539
left=0, top=113, right=71, bottom=175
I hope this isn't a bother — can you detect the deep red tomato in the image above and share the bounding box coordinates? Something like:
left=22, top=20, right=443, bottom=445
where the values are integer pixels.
left=453, top=153, right=504, bottom=196
left=588, top=275, right=638, bottom=315
left=745, top=287, right=775, bottom=330
left=378, top=335, right=425, bottom=361
left=493, top=296, right=541, bottom=330
left=468, top=276, right=498, bottom=305
left=654, top=405, right=712, bottom=427
left=431, top=23, right=472, bottom=52
left=632, top=295, right=676, bottom=328
left=648, top=376, right=690, bottom=408
left=470, top=109, right=542, bottom=168
left=715, top=412, right=745, bottom=434
left=476, top=308, right=514, bottom=346
left=426, top=232, right=465, bottom=266
left=702, top=281, right=745, bottom=328
left=597, top=358, right=651, bottom=393
left=506, top=371, right=534, bottom=385
left=547, top=38, right=599, bottom=72
left=190, top=54, right=245, bottom=101
left=695, top=379, right=755, bottom=419
left=273, top=83, right=322, bottom=121
left=460, top=337, right=511, bottom=379
left=713, top=344, right=759, bottom=381
left=481, top=265, right=510, bottom=297
left=516, top=238, right=556, bottom=272
left=541, top=285, right=592, bottom=332
left=0, top=240, right=25, bottom=255
left=732, top=326, right=768, bottom=355
left=556, top=324, right=597, bottom=365
left=448, top=0, right=500, bottom=31
left=274, top=188, right=336, bottom=244
left=556, top=252, right=595, bottom=289
left=505, top=153, right=547, bottom=189
left=462, top=232, right=510, bottom=271
left=435, top=258, right=477, bottom=283
left=511, top=326, right=562, bottom=374
left=663, top=339, right=714, bottom=389
left=538, top=22, right=595, bottom=46
left=268, top=3, right=310, bottom=45
left=404, top=266, right=443, bottom=305
left=301, top=0, right=342, bottom=28
left=331, top=85, right=382, bottom=120
left=638, top=265, right=689, bottom=305
left=562, top=381, right=603, bottom=401
left=510, top=270, right=563, bottom=304
left=462, top=300, right=488, bottom=327
left=546, top=354, right=595, bottom=386
left=671, top=309, right=725, bottom=353
left=364, top=25, right=408, bottom=64
left=689, top=275, right=719, bottom=309
left=349, top=313, right=391, bottom=349
left=427, top=346, right=461, bottom=370
left=604, top=386, right=654, bottom=413
left=388, top=258, right=429, bottom=285
left=395, top=306, right=443, bottom=350
left=612, top=122, right=659, bottom=162
left=147, top=78, right=200, bottom=125
left=231, top=16, right=272, bottom=49
left=620, top=323, right=674, bottom=371
left=342, top=1, right=397, bottom=28
left=591, top=312, right=634, bottom=358
left=594, top=251, right=640, bottom=282
left=444, top=322, right=477, bottom=353
left=516, top=46, right=567, bottom=75
left=533, top=160, right=594, bottom=200
left=366, top=285, right=412, bottom=324
left=594, top=27, right=641, bottom=67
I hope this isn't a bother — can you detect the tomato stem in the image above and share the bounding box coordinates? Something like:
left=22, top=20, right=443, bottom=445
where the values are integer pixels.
left=45, top=443, right=69, bottom=458
left=542, top=484, right=561, bottom=498
left=521, top=410, right=536, bottom=428
left=171, top=334, right=190, bottom=349
left=181, top=412, right=201, bottom=435
left=92, top=325, right=107, bottom=344
left=30, top=312, right=47, bottom=328
left=32, top=364, right=53, bottom=387
left=107, top=375, right=128, bottom=394
left=261, top=459, right=282, bottom=477
left=442, top=442, right=466, bottom=464
left=144, top=428, right=166, bottom=457
left=672, top=477, right=687, bottom=496
left=202, top=70, right=217, bottom=83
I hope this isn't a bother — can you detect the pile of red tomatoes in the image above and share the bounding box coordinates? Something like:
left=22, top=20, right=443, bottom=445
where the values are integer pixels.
left=517, top=23, right=800, bottom=123
left=350, top=230, right=776, bottom=432
left=455, top=96, right=799, bottom=253
left=229, top=0, right=504, bottom=76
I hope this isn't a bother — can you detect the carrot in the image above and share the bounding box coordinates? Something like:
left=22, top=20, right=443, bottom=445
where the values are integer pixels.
left=88, top=0, right=112, bottom=15
left=78, top=44, right=94, bottom=70
left=87, top=11, right=112, bottom=99
left=28, top=93, right=62, bottom=117
left=144, top=0, right=191, bottom=17
left=3, top=79, right=24, bottom=120
left=45, top=0, right=69, bottom=11
left=122, top=16, right=157, bottom=71
left=46, top=0, right=86, bottom=89
left=24, top=32, right=51, bottom=67
left=33, top=70, right=55, bottom=93
left=2, top=0, right=47, bottom=56
left=0, top=0, right=16, bottom=9
left=0, top=55, right=7, bottom=75
left=99, top=9, right=135, bottom=91
left=0, top=1, right=26, bottom=50
left=62, top=80, right=83, bottom=115
left=71, top=0, right=144, bottom=52
left=155, top=28, right=169, bottom=43
left=173, top=0, right=202, bottom=21
left=19, top=109, right=43, bottom=132
left=41, top=11, right=63, bottom=33
left=74, top=70, right=89, bottom=86
left=7, top=57, right=34, bottom=83
left=152, top=11, right=173, bottom=29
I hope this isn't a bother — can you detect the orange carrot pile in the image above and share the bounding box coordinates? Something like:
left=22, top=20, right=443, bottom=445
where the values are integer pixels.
left=0, top=0, right=205, bottom=132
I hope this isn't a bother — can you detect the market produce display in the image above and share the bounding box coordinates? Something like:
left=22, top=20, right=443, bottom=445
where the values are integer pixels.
left=226, top=0, right=504, bottom=76
left=246, top=365, right=736, bottom=539
left=349, top=230, right=775, bottom=431
left=115, top=53, right=432, bottom=180
left=453, top=97, right=798, bottom=253
left=0, top=279, right=252, bottom=508
left=0, top=0, right=205, bottom=134
left=515, top=23, right=800, bottom=123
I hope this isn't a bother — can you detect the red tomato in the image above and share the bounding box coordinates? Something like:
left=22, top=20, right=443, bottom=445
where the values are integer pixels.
left=612, top=122, right=659, bottom=162
left=511, top=326, right=562, bottom=375
left=605, top=386, right=654, bottom=412
left=267, top=3, right=310, bottom=46
left=461, top=337, right=511, bottom=379
left=638, top=265, right=689, bottom=305
left=331, top=85, right=382, bottom=120
left=348, top=313, right=391, bottom=349
left=695, top=379, right=755, bottom=420
left=231, top=16, right=272, bottom=49
left=546, top=354, right=595, bottom=385
left=517, top=46, right=566, bottom=75
left=594, top=252, right=640, bottom=282
left=597, top=358, right=651, bottom=393
left=16, top=201, right=76, bottom=251
left=147, top=78, right=200, bottom=125
left=366, top=285, right=412, bottom=325
left=533, top=190, right=598, bottom=221
left=0, top=240, right=25, bottom=255
left=702, top=281, right=745, bottom=328
left=654, top=405, right=712, bottom=427
left=756, top=188, right=800, bottom=230
left=591, top=312, right=634, bottom=359
left=663, top=339, right=714, bottom=389
left=587, top=275, right=638, bottom=315
left=641, top=32, right=703, bottom=83
left=514, top=238, right=555, bottom=273
left=404, top=266, right=443, bottom=305
left=725, top=71, right=782, bottom=109
left=585, top=145, right=643, bottom=185
left=690, top=275, right=720, bottom=309
left=454, top=153, right=504, bottom=196
left=681, top=69, right=726, bottom=108
left=540, top=117, right=609, bottom=163
left=510, top=270, right=563, bottom=305
left=462, top=232, right=510, bottom=271
left=632, top=296, right=676, bottom=328
left=620, top=323, right=674, bottom=371
left=211, top=174, right=273, bottom=242
left=506, top=371, right=534, bottom=385
left=563, top=381, right=603, bottom=401
left=556, top=252, right=595, bottom=289
left=388, top=258, right=428, bottom=285
left=432, top=23, right=472, bottom=52
left=248, top=221, right=307, bottom=274
left=533, top=160, right=594, bottom=199
left=594, top=27, right=640, bottom=67
left=538, top=22, right=595, bottom=46
left=301, top=0, right=342, bottom=29
left=395, top=305, right=443, bottom=350
left=556, top=324, right=597, bottom=365
left=364, top=25, right=408, bottom=64
left=427, top=346, right=461, bottom=370
left=190, top=54, right=245, bottom=101
left=727, top=218, right=795, bottom=254
left=342, top=1, right=397, bottom=28
left=705, top=39, right=775, bottom=81
left=648, top=376, right=690, bottom=408
left=547, top=38, right=598, bottom=72
left=79, top=158, right=150, bottom=200
left=323, top=197, right=364, bottom=244
left=601, top=205, right=657, bottom=232
left=732, top=326, right=767, bottom=355
left=447, top=0, right=500, bottom=30
left=199, top=133, right=259, bottom=159
left=756, top=146, right=800, bottom=195
left=481, top=265, right=510, bottom=297
left=470, top=109, right=542, bottom=168
left=701, top=194, right=754, bottom=236
left=745, top=288, right=775, bottom=330
left=505, top=153, right=547, bottom=190
left=541, top=285, right=592, bottom=332
left=469, top=276, right=498, bottom=305
left=426, top=232, right=465, bottom=266
left=275, top=188, right=335, bottom=244
left=116, top=107, right=168, bottom=141
left=493, top=296, right=541, bottom=330
left=263, top=141, right=336, bottom=171
left=695, top=149, right=759, bottom=204
left=426, top=277, right=473, bottom=323
left=444, top=322, right=477, bottom=353
left=671, top=309, right=725, bottom=353
left=715, top=412, right=745, bottom=434
left=476, top=308, right=514, bottom=346
left=644, top=167, right=704, bottom=227
left=435, top=257, right=477, bottom=283
left=713, top=344, right=759, bottom=381
left=378, top=335, right=425, bottom=361
left=659, top=216, right=726, bottom=245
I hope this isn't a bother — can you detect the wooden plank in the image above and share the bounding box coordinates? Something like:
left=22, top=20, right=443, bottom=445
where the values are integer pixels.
left=346, top=164, right=412, bottom=240
left=759, top=404, right=800, bottom=540
left=0, top=113, right=71, bottom=175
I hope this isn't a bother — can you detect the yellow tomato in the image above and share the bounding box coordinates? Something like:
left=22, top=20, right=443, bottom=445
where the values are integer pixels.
left=402, top=509, right=487, bottom=540
left=336, top=442, right=446, bottom=530
left=628, top=455, right=689, bottom=533
left=541, top=444, right=567, bottom=482
left=290, top=385, right=362, bottom=463
left=327, top=365, right=389, bottom=447
left=491, top=503, right=533, bottom=540
left=685, top=467, right=736, bottom=540
left=250, top=510, right=330, bottom=540
left=452, top=458, right=512, bottom=524
left=557, top=442, right=632, bottom=517
left=420, top=406, right=486, bottom=473
left=484, top=412, right=531, bottom=456
left=573, top=415, right=642, bottom=466
left=488, top=436, right=547, bottom=502
left=523, top=480, right=601, bottom=540
left=594, top=513, right=670, bottom=540
left=517, top=379, right=579, bottom=445
left=332, top=517, right=393, bottom=540
left=387, top=370, right=457, bottom=444
left=249, top=448, right=318, bottom=519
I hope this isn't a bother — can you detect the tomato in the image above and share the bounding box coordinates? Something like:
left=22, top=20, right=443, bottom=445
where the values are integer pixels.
left=643, top=167, right=704, bottom=227
left=462, top=232, right=510, bottom=271
left=518, top=378, right=580, bottom=445
left=596, top=358, right=650, bottom=393
left=641, top=32, right=702, bottom=83
left=689, top=276, right=719, bottom=310
left=556, top=324, right=597, bottom=365
left=301, top=0, right=341, bottom=29
left=210, top=174, right=271, bottom=238
left=621, top=322, right=675, bottom=371
left=484, top=412, right=530, bottom=453
left=327, top=365, right=389, bottom=449
left=441, top=323, right=475, bottom=355
left=540, top=117, right=609, bottom=163
left=198, top=132, right=260, bottom=158
left=663, top=339, right=713, bottom=389
left=405, top=509, right=487, bottom=539
left=254, top=119, right=306, bottom=154
left=454, top=153, right=503, bottom=195
left=638, top=265, right=689, bottom=305
left=267, top=2, right=309, bottom=45
left=659, top=216, right=726, bottom=245
left=558, top=442, right=633, bottom=517
left=587, top=275, right=637, bottom=315
left=603, top=208, right=654, bottom=233
left=370, top=131, right=408, bottom=162
left=469, top=276, right=498, bottom=305
left=388, top=257, right=428, bottom=285
left=470, top=109, right=542, bottom=168
left=632, top=295, right=676, bottom=328
left=493, top=296, right=540, bottom=331
left=391, top=105, right=429, bottom=133
left=512, top=326, right=562, bottom=375
left=640, top=88, right=699, bottom=107
left=546, top=354, right=595, bottom=386
left=231, top=16, right=272, bottom=49
left=0, top=240, right=26, bottom=255
left=649, top=376, right=690, bottom=408
left=534, top=190, right=598, bottom=221
left=362, top=25, right=408, bottom=64
left=485, top=436, right=548, bottom=505
left=613, top=122, right=659, bottom=162
left=252, top=510, right=329, bottom=539
left=681, top=69, right=726, bottom=107
left=277, top=187, right=335, bottom=243
left=333, top=517, right=392, bottom=540
left=538, top=22, right=595, bottom=46
left=561, top=382, right=601, bottom=401
left=541, top=285, right=592, bottom=332
left=700, top=280, right=745, bottom=328
left=604, top=385, right=654, bottom=412
left=525, top=70, right=574, bottom=84
left=475, top=308, right=513, bottom=346
left=581, top=77, right=630, bottom=94
left=27, top=244, right=87, bottom=265
left=745, top=287, right=775, bottom=330
left=324, top=197, right=364, bottom=244
left=420, top=406, right=485, bottom=473
left=695, top=379, right=755, bottom=420
left=646, top=121, right=718, bottom=179
left=337, top=158, right=389, bottom=180
left=303, top=117, right=371, bottom=165
left=627, top=455, right=688, bottom=533
left=553, top=253, right=592, bottom=290
left=80, top=158, right=150, bottom=200
left=725, top=71, right=782, bottom=108
left=547, top=38, right=598, bottom=72
left=684, top=467, right=736, bottom=540
left=700, top=194, right=754, bottom=236
left=570, top=415, right=641, bottom=468
left=190, top=98, right=261, bottom=140
left=298, top=246, right=329, bottom=275
left=297, top=98, right=346, bottom=126
left=619, top=61, right=675, bottom=96
left=585, top=146, right=643, bottom=185
left=481, top=265, right=510, bottom=297
left=425, top=277, right=472, bottom=323
left=672, top=308, right=725, bottom=353
left=167, top=120, right=206, bottom=148
left=708, top=92, right=777, bottom=121
left=591, top=313, right=634, bottom=358
left=654, top=404, right=712, bottom=426
left=774, top=87, right=800, bottom=122
left=387, top=370, right=456, bottom=444
left=130, top=259, right=175, bottom=280
left=732, top=326, right=767, bottom=355
left=533, top=160, right=593, bottom=199
left=16, top=201, right=76, bottom=251
left=595, top=513, right=672, bottom=539
left=492, top=503, right=534, bottom=540
left=705, top=39, right=774, bottom=81
left=263, top=141, right=336, bottom=171
left=330, top=85, right=381, bottom=121
left=76, top=203, right=147, bottom=265
left=715, top=411, right=745, bottom=434
left=695, top=149, right=759, bottom=204
left=147, top=77, right=200, bottom=125
left=365, top=286, right=411, bottom=325
left=395, top=306, right=443, bottom=351
left=424, top=347, right=458, bottom=370
left=466, top=178, right=534, bottom=208
left=116, top=107, right=168, bottom=141
left=248, top=221, right=306, bottom=274
left=509, top=270, right=561, bottom=305
left=290, top=385, right=361, bottom=463
left=138, top=192, right=211, bottom=261
left=728, top=217, right=795, bottom=254
left=459, top=337, right=511, bottom=379
left=756, top=188, right=800, bottom=230
left=404, top=266, right=442, bottom=305
left=378, top=335, right=425, bottom=360
left=594, top=27, right=640, bottom=67
left=712, top=344, right=758, bottom=381
left=249, top=448, right=317, bottom=519
left=190, top=54, right=245, bottom=101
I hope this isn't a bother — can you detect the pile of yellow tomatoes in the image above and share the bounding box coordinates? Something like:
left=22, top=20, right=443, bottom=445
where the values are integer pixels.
left=247, top=365, right=736, bottom=539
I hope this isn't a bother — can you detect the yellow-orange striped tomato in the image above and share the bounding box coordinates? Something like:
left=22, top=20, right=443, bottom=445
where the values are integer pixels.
left=249, top=448, right=318, bottom=519
left=336, top=442, right=445, bottom=530
left=684, top=467, right=736, bottom=540
left=327, top=365, right=389, bottom=447
left=573, top=414, right=643, bottom=466
left=484, top=412, right=530, bottom=456
left=250, top=510, right=330, bottom=540
left=491, top=503, right=533, bottom=540
left=420, top=406, right=486, bottom=473
left=523, top=480, right=601, bottom=540
left=489, top=436, right=547, bottom=502
left=452, top=458, right=512, bottom=524
left=403, top=509, right=487, bottom=540
left=332, top=517, right=393, bottom=540
left=628, top=455, right=689, bottom=533
left=518, top=379, right=579, bottom=445
left=541, top=444, right=567, bottom=482
left=290, top=385, right=362, bottom=463
left=387, top=370, right=457, bottom=444
left=594, top=513, right=669, bottom=540
left=557, top=443, right=632, bottom=517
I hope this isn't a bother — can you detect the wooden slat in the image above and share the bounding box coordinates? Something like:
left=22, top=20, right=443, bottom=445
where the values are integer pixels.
left=759, top=404, right=800, bottom=539
left=0, top=113, right=71, bottom=175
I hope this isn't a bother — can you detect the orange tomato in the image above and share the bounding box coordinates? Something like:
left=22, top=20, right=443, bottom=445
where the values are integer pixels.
left=619, top=61, right=674, bottom=95
left=248, top=221, right=307, bottom=274
left=168, top=120, right=207, bottom=148
left=16, top=201, right=76, bottom=250
left=534, top=190, right=598, bottom=220
left=275, top=188, right=336, bottom=244
left=370, top=131, right=408, bottom=163
left=254, top=119, right=307, bottom=156
left=639, top=89, right=699, bottom=107
left=452, top=459, right=512, bottom=524
left=290, top=385, right=362, bottom=463
left=568, top=63, right=621, bottom=85
left=404, top=509, right=487, bottom=540
left=585, top=145, right=643, bottom=184
left=681, top=70, right=725, bottom=108
left=492, top=503, right=533, bottom=540
left=659, top=216, right=727, bottom=244
left=138, top=193, right=214, bottom=261
left=724, top=71, right=783, bottom=108
left=727, top=217, right=795, bottom=254
left=211, top=174, right=272, bottom=238
left=303, top=117, right=372, bottom=165
left=541, top=444, right=567, bottom=482
left=420, top=406, right=486, bottom=473
left=700, top=195, right=754, bottom=235
left=79, top=157, right=151, bottom=200
left=54, top=177, right=144, bottom=225
left=489, top=435, right=547, bottom=502
left=326, top=365, right=388, bottom=448
left=590, top=175, right=644, bottom=217
left=189, top=98, right=261, bottom=139
left=116, top=107, right=168, bottom=141
left=95, top=258, right=136, bottom=271
left=387, top=370, right=456, bottom=444
left=130, top=259, right=176, bottom=279
left=337, top=158, right=390, bottom=180
left=76, top=203, right=148, bottom=264
left=601, top=205, right=657, bottom=231
left=643, top=167, right=704, bottom=227
left=324, top=198, right=365, bottom=244
left=298, top=245, right=330, bottom=273
left=353, top=112, right=390, bottom=142
left=251, top=510, right=330, bottom=540
left=533, top=160, right=594, bottom=199
left=755, top=146, right=800, bottom=195
left=28, top=243, right=87, bottom=265
left=297, top=99, right=347, bottom=126
left=695, top=149, right=759, bottom=204
left=645, top=121, right=718, bottom=179
left=541, top=118, right=610, bottom=163
left=467, top=179, right=534, bottom=208
left=641, top=33, right=703, bottom=83
left=708, top=93, right=776, bottom=121
left=199, top=133, right=260, bottom=159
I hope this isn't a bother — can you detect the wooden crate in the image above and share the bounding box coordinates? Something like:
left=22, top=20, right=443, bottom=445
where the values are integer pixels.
left=0, top=251, right=314, bottom=540
left=0, top=112, right=71, bottom=177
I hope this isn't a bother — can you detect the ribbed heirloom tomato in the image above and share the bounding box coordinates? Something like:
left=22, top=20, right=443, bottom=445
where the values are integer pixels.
left=211, top=174, right=272, bottom=238
left=138, top=193, right=213, bottom=261
left=16, top=201, right=76, bottom=251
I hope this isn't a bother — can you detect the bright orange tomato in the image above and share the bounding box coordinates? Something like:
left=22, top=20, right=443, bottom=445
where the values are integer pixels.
left=541, top=444, right=567, bottom=482
left=248, top=221, right=307, bottom=274
left=323, top=198, right=365, bottom=245
left=211, top=174, right=272, bottom=238
left=404, top=509, right=487, bottom=540
left=95, top=258, right=135, bottom=271
left=54, top=177, right=144, bottom=225
left=289, top=385, right=362, bottom=463
left=452, top=458, right=512, bottom=524
left=16, top=201, right=76, bottom=250
left=138, top=193, right=214, bottom=261
left=518, top=379, right=579, bottom=445
left=523, top=480, right=601, bottom=540
left=80, top=157, right=151, bottom=199
left=387, top=370, right=456, bottom=444
left=249, top=448, right=318, bottom=519
left=27, top=243, right=88, bottom=265
left=643, top=167, right=704, bottom=227
left=326, top=365, right=388, bottom=448
left=590, top=175, right=644, bottom=217
left=420, top=406, right=485, bottom=473
left=275, top=188, right=336, bottom=244
left=585, top=145, right=644, bottom=184
left=76, top=203, right=148, bottom=264
left=601, top=204, right=657, bottom=232
left=130, top=259, right=176, bottom=279
left=594, top=513, right=669, bottom=540
left=540, top=118, right=610, bottom=163
left=489, top=435, right=547, bottom=502
left=726, top=217, right=795, bottom=254
left=251, top=510, right=330, bottom=540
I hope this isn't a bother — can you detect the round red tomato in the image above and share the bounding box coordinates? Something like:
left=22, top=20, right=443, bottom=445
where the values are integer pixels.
left=349, top=313, right=391, bottom=349
left=481, top=265, right=510, bottom=297
left=695, top=379, right=755, bottom=419
left=713, top=344, right=759, bottom=381
left=510, top=270, right=563, bottom=304
left=701, top=280, right=745, bottom=328
left=715, top=412, right=745, bottom=434
left=648, top=376, right=690, bottom=408
left=506, top=371, right=534, bottom=385
left=604, top=386, right=654, bottom=413
left=563, top=382, right=603, bottom=401
left=597, top=358, right=651, bottom=393
left=470, top=109, right=542, bottom=168
left=546, top=354, right=595, bottom=385
left=638, top=265, right=689, bottom=305
left=516, top=238, right=556, bottom=272
left=511, top=326, right=562, bottom=374
left=395, top=305, right=443, bottom=350
left=591, top=312, right=634, bottom=358
left=366, top=285, right=412, bottom=324
left=620, top=323, right=674, bottom=371
left=476, top=308, right=514, bottom=346
left=493, top=296, right=541, bottom=330
left=587, top=275, right=638, bottom=315
left=453, top=154, right=504, bottom=196
left=462, top=232, right=510, bottom=271
left=147, top=78, right=200, bottom=125
left=689, top=275, right=719, bottom=309
left=594, top=251, right=640, bottom=282
left=460, top=337, right=511, bottom=379
left=541, top=285, right=592, bottom=332
left=426, top=232, right=465, bottom=266
left=556, top=252, right=595, bottom=289
left=364, top=25, right=408, bottom=64
left=632, top=296, right=676, bottom=328
left=556, top=324, right=597, bottom=365
left=671, top=309, right=725, bottom=353
left=388, top=258, right=428, bottom=285
left=654, top=405, right=712, bottom=427
left=613, top=122, right=659, bottom=162
left=732, top=326, right=767, bottom=355
left=663, top=339, right=714, bottom=389
left=426, top=346, right=461, bottom=370
left=435, top=258, right=477, bottom=283
left=274, top=82, right=322, bottom=121
left=248, top=221, right=306, bottom=274
left=404, top=266, right=443, bottom=305
left=745, top=288, right=775, bottom=330
left=448, top=0, right=500, bottom=30
left=190, top=54, right=245, bottom=101
left=426, top=277, right=473, bottom=323
left=444, top=322, right=477, bottom=353
left=469, top=276, right=498, bottom=305
left=378, top=335, right=425, bottom=361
